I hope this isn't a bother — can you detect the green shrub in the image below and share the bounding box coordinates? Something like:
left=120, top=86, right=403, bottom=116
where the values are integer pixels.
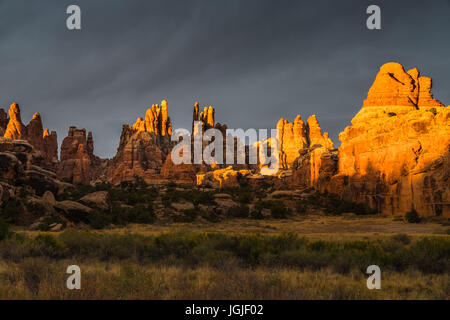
left=296, top=201, right=307, bottom=214
left=256, top=200, right=289, bottom=219
left=249, top=210, right=263, bottom=219
left=163, top=188, right=214, bottom=207
left=229, top=205, right=249, bottom=218
left=391, top=233, right=411, bottom=245
left=175, top=209, right=198, bottom=223
left=0, top=198, right=24, bottom=221
left=0, top=218, right=11, bottom=241
left=88, top=211, right=113, bottom=229
left=404, top=209, right=421, bottom=223
left=128, top=205, right=156, bottom=224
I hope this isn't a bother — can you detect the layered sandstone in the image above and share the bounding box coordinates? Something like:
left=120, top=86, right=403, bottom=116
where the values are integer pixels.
left=107, top=100, right=174, bottom=185
left=329, top=62, right=449, bottom=217
left=57, top=127, right=100, bottom=185
left=2, top=103, right=58, bottom=171
left=277, top=114, right=334, bottom=169
left=43, top=129, right=59, bottom=170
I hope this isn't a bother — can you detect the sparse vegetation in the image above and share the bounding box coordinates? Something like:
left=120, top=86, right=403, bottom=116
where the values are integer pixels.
left=0, top=230, right=448, bottom=299
left=0, top=230, right=447, bottom=274
left=0, top=218, right=11, bottom=241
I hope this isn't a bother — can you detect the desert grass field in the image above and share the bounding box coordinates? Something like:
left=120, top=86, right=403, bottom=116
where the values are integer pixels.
left=1, top=215, right=448, bottom=300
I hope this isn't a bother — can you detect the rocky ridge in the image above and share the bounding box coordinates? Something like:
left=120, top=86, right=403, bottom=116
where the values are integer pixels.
left=0, top=62, right=448, bottom=218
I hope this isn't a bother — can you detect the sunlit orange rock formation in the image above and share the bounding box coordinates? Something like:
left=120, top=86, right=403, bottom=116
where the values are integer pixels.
left=277, top=114, right=334, bottom=169
left=328, top=62, right=449, bottom=217
left=1, top=62, right=447, bottom=218
left=107, top=100, right=174, bottom=185
left=2, top=103, right=58, bottom=171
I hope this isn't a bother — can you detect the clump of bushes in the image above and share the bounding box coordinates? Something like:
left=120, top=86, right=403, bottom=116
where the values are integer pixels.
left=229, top=205, right=250, bottom=218
left=174, top=209, right=220, bottom=223
left=254, top=200, right=290, bottom=219
left=0, top=218, right=11, bottom=241
left=0, top=198, right=24, bottom=222
left=301, top=192, right=377, bottom=215
left=38, top=214, right=65, bottom=231
left=404, top=209, right=421, bottom=223
left=109, top=204, right=156, bottom=226
left=162, top=186, right=215, bottom=207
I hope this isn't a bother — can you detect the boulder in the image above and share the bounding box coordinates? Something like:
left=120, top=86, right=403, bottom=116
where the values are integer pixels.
left=79, top=191, right=111, bottom=211
left=54, top=200, right=93, bottom=221
left=171, top=201, right=195, bottom=211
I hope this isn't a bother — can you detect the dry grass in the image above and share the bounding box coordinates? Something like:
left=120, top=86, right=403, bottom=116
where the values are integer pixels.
left=0, top=260, right=447, bottom=300
left=18, top=214, right=447, bottom=241
left=4, top=215, right=449, bottom=300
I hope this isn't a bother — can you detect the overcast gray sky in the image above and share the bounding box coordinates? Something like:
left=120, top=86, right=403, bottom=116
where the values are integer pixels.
left=0, top=0, right=449, bottom=158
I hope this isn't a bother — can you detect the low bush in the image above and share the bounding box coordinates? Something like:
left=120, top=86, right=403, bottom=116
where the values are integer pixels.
left=404, top=209, right=421, bottom=223
left=255, top=200, right=289, bottom=219
left=0, top=218, right=11, bottom=241
left=229, top=205, right=249, bottom=218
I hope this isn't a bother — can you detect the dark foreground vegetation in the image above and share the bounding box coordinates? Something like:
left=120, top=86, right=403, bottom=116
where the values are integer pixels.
left=0, top=229, right=448, bottom=299
left=1, top=230, right=448, bottom=274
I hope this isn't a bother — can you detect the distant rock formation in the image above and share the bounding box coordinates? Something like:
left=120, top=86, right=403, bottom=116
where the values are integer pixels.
left=277, top=114, right=334, bottom=169
left=0, top=137, right=71, bottom=199
left=1, top=62, right=447, bottom=218
left=107, top=100, right=174, bottom=185
left=43, top=128, right=59, bottom=170
left=328, top=62, right=449, bottom=217
left=2, top=103, right=58, bottom=171
left=4, top=102, right=26, bottom=140
left=57, top=126, right=101, bottom=185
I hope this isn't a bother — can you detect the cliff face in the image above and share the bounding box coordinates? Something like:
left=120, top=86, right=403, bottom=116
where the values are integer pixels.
left=328, top=62, right=449, bottom=217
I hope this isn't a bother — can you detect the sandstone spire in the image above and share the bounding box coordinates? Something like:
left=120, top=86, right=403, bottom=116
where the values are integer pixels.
left=276, top=114, right=332, bottom=169
left=140, top=100, right=172, bottom=136
left=306, top=115, right=334, bottom=149
left=25, top=113, right=45, bottom=154
left=4, top=102, right=26, bottom=139
left=199, top=106, right=215, bottom=129
left=57, top=126, right=96, bottom=184
left=43, top=128, right=58, bottom=170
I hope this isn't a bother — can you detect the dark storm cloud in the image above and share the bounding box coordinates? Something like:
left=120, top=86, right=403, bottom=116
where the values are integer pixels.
left=0, top=0, right=449, bottom=158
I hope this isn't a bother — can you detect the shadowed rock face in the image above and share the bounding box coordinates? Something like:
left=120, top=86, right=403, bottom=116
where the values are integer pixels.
left=0, top=109, right=8, bottom=136
left=57, top=126, right=101, bottom=185
left=107, top=100, right=174, bottom=185
left=328, top=62, right=449, bottom=217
